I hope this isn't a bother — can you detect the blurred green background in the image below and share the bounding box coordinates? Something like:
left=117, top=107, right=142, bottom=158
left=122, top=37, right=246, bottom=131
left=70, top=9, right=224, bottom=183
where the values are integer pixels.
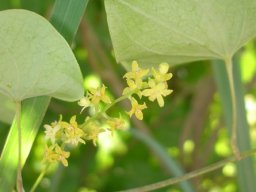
left=0, top=0, right=256, bottom=191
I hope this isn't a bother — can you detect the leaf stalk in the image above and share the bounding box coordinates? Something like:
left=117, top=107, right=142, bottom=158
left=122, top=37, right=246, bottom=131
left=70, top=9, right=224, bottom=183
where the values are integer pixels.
left=224, top=57, right=240, bottom=159
left=16, top=101, right=23, bottom=192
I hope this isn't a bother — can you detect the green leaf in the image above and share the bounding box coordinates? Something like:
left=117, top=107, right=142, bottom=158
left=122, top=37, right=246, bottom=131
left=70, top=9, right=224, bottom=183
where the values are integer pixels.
left=105, top=0, right=256, bottom=68
left=0, top=0, right=89, bottom=191
left=0, top=93, right=15, bottom=124
left=212, top=58, right=256, bottom=192
left=50, top=0, right=89, bottom=44
left=0, top=9, right=83, bottom=102
left=0, top=96, right=51, bottom=191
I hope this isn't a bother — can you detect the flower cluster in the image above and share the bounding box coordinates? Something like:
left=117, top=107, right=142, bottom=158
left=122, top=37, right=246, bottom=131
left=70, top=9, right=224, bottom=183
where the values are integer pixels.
left=77, top=84, right=127, bottom=144
left=123, top=61, right=173, bottom=120
left=43, top=116, right=85, bottom=166
left=43, top=85, right=125, bottom=166
left=43, top=61, right=172, bottom=167
left=78, top=84, right=111, bottom=113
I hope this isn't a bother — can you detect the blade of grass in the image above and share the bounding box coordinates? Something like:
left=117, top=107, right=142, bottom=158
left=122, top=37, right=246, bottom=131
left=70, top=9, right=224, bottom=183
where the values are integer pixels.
left=50, top=0, right=89, bottom=44
left=130, top=128, right=195, bottom=192
left=0, top=96, right=50, bottom=191
left=212, top=57, right=256, bottom=192
left=0, top=0, right=89, bottom=190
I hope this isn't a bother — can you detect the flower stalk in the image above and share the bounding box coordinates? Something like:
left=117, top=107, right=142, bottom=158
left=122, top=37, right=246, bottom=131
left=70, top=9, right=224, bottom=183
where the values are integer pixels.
left=31, top=61, right=173, bottom=191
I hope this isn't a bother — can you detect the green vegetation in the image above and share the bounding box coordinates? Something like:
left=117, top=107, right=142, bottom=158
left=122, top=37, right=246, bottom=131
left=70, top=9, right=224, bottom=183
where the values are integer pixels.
left=0, top=0, right=256, bottom=191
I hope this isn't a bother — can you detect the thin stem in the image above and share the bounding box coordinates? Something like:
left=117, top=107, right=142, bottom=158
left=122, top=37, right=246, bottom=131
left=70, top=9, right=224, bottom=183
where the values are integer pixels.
left=224, top=57, right=240, bottom=159
left=29, top=164, right=50, bottom=192
left=16, top=101, right=23, bottom=192
left=81, top=90, right=138, bottom=126
left=103, top=92, right=133, bottom=113
left=119, top=148, right=256, bottom=192
left=102, top=85, right=149, bottom=115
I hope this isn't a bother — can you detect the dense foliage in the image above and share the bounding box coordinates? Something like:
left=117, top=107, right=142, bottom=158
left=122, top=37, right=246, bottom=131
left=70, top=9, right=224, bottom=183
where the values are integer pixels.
left=0, top=0, right=256, bottom=192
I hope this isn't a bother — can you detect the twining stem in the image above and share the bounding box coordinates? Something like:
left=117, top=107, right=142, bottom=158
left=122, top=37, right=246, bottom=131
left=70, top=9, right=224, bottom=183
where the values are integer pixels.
left=120, top=148, right=256, bottom=192
left=224, top=57, right=240, bottom=159
left=82, top=89, right=138, bottom=125
left=16, top=101, right=23, bottom=192
left=29, top=164, right=50, bottom=192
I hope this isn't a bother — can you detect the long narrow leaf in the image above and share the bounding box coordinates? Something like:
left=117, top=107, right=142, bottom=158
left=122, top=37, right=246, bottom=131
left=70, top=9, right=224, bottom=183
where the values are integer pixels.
left=50, top=0, right=89, bottom=43
left=0, top=0, right=89, bottom=190
left=212, top=58, right=256, bottom=192
left=0, top=97, right=50, bottom=191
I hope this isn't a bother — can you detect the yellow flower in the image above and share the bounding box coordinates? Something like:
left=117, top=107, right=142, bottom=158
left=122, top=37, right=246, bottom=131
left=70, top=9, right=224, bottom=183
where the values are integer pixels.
left=122, top=79, right=146, bottom=98
left=123, top=79, right=137, bottom=95
left=123, top=61, right=149, bottom=84
left=44, top=122, right=61, bottom=144
left=43, top=144, right=70, bottom=167
left=142, top=80, right=172, bottom=107
left=88, top=85, right=111, bottom=105
left=78, top=96, right=91, bottom=113
left=83, top=120, right=103, bottom=145
left=44, top=145, right=58, bottom=163
left=62, top=116, right=85, bottom=146
left=107, top=117, right=126, bottom=131
left=54, top=145, right=70, bottom=167
left=152, top=63, right=172, bottom=83
left=127, top=97, right=147, bottom=120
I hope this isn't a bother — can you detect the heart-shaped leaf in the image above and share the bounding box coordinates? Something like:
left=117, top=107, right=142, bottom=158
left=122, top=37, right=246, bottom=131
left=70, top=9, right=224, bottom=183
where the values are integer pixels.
left=105, top=0, right=256, bottom=67
left=0, top=93, right=15, bottom=124
left=0, top=9, right=83, bottom=102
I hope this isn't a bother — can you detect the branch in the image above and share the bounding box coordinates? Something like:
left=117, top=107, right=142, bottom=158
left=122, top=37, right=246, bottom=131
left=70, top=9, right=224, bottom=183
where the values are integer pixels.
left=119, top=148, right=256, bottom=192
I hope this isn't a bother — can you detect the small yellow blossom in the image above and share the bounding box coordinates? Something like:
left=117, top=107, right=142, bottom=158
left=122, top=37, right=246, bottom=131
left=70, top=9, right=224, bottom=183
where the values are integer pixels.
left=83, top=120, right=103, bottom=145
left=107, top=117, right=126, bottom=131
left=123, top=79, right=137, bottom=95
left=122, top=79, right=146, bottom=98
left=44, top=145, right=58, bottom=163
left=152, top=63, right=172, bottom=83
left=78, top=96, right=91, bottom=113
left=123, top=61, right=149, bottom=84
left=54, top=145, right=70, bottom=167
left=43, top=144, right=70, bottom=166
left=64, top=126, right=85, bottom=146
left=127, top=97, right=147, bottom=120
left=44, top=123, right=61, bottom=144
left=142, top=80, right=172, bottom=107
left=88, top=85, right=111, bottom=105
left=62, top=116, right=85, bottom=146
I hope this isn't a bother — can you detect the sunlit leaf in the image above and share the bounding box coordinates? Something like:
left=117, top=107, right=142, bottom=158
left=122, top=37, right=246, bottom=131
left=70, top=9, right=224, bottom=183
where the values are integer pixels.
left=240, top=45, right=256, bottom=83
left=105, top=0, right=256, bottom=68
left=0, top=0, right=89, bottom=190
left=212, top=59, right=256, bottom=191
left=0, top=9, right=83, bottom=102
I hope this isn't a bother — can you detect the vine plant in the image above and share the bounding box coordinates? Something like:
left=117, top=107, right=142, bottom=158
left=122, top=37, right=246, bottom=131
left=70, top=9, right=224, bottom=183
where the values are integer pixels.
left=30, top=61, right=172, bottom=191
left=104, top=0, right=256, bottom=191
left=1, top=0, right=256, bottom=192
